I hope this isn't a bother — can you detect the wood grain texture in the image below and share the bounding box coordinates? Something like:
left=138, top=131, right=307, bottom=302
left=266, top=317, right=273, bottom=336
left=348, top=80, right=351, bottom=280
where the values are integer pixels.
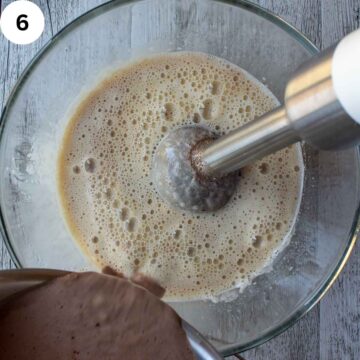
left=0, top=0, right=56, bottom=270
left=0, top=1, right=359, bottom=359
left=254, top=0, right=322, bottom=48
left=319, top=4, right=360, bottom=360
left=233, top=2, right=322, bottom=359
left=0, top=0, right=108, bottom=267
left=322, top=0, right=360, bottom=47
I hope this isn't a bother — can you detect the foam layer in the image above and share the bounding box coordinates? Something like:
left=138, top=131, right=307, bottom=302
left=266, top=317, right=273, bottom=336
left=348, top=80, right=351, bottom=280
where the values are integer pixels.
left=57, top=52, right=304, bottom=301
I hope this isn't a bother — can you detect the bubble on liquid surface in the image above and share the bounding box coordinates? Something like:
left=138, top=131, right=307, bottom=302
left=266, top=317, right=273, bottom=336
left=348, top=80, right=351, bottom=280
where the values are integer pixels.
left=57, top=52, right=304, bottom=301
left=85, top=158, right=96, bottom=173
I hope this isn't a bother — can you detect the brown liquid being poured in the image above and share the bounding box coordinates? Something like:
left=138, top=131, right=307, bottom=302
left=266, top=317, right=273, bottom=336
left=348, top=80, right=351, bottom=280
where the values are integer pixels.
left=57, top=52, right=304, bottom=301
left=0, top=272, right=195, bottom=360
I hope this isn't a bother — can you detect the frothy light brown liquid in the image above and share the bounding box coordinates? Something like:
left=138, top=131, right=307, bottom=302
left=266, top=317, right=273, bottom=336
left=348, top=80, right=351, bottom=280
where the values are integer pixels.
left=57, top=52, right=303, bottom=301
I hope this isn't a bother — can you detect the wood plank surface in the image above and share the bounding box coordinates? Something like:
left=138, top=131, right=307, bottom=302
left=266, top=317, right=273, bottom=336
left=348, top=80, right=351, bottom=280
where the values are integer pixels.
left=319, top=3, right=360, bottom=360
left=0, top=1, right=359, bottom=359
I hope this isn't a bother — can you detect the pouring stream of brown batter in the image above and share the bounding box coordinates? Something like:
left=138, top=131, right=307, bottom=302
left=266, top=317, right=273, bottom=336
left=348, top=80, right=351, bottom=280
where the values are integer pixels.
left=0, top=270, right=195, bottom=360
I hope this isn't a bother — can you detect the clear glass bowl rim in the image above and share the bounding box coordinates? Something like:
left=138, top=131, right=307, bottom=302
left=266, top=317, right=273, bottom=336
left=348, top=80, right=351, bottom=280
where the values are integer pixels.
left=0, top=0, right=359, bottom=356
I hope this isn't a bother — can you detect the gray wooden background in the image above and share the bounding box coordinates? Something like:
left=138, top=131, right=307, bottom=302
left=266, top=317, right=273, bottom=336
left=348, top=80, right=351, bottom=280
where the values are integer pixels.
left=0, top=1, right=359, bottom=359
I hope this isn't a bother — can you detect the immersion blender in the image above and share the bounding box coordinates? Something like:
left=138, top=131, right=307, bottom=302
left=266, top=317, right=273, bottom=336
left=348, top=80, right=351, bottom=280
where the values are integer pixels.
left=153, top=28, right=360, bottom=212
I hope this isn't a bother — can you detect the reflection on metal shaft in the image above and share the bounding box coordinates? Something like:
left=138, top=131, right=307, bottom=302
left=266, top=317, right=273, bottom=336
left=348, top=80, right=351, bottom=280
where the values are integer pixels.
left=200, top=107, right=296, bottom=176
left=196, top=46, right=360, bottom=177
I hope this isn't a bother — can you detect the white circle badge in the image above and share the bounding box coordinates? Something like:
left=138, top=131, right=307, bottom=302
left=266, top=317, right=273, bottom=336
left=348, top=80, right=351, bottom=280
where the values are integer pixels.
left=0, top=1, right=45, bottom=45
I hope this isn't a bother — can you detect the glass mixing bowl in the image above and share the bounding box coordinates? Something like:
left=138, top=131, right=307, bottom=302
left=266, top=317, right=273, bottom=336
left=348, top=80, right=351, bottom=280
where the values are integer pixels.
left=1, top=0, right=359, bottom=356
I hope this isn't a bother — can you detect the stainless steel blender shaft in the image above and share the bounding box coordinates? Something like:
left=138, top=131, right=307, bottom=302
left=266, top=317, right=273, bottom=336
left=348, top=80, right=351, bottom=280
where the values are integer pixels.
left=198, top=31, right=360, bottom=177
left=199, top=107, right=297, bottom=175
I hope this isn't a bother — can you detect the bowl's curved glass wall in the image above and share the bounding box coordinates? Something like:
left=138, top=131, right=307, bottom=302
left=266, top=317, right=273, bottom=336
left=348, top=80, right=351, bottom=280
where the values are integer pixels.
left=1, top=0, right=359, bottom=355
